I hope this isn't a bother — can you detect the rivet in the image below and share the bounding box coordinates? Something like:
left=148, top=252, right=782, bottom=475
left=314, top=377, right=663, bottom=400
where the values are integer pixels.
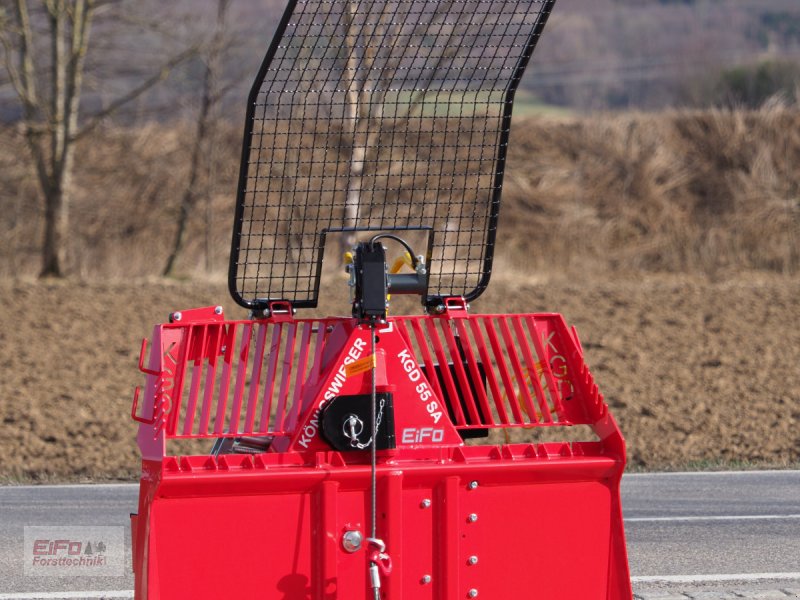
left=214, top=306, right=223, bottom=315
left=420, top=498, right=432, bottom=509
left=342, top=530, right=363, bottom=553
left=468, top=480, right=479, bottom=490
left=172, top=312, right=182, bottom=322
left=467, top=513, right=478, bottom=523
left=421, top=575, right=432, bottom=584
left=468, top=555, right=478, bottom=565
left=468, top=589, right=479, bottom=598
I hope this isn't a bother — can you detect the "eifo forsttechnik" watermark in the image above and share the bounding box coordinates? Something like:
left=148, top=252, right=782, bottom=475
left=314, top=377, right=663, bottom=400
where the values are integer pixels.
left=24, top=526, right=124, bottom=577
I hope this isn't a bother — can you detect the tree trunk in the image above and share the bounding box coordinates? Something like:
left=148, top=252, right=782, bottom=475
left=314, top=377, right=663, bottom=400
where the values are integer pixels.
left=41, top=184, right=67, bottom=276
left=41, top=1, right=68, bottom=277
left=5, top=0, right=194, bottom=278
left=163, top=0, right=229, bottom=277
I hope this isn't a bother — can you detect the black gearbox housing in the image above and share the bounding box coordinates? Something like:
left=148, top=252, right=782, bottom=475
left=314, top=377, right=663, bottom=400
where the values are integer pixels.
left=320, top=393, right=396, bottom=451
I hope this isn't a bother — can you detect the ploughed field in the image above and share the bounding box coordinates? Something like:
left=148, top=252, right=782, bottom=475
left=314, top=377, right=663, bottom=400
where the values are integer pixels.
left=0, top=274, right=797, bottom=481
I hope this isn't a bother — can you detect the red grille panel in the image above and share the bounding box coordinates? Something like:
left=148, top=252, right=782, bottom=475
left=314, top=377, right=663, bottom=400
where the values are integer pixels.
left=134, top=310, right=607, bottom=442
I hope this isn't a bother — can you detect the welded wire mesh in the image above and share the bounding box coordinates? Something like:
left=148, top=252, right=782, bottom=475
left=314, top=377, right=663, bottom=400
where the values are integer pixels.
left=230, top=0, right=556, bottom=309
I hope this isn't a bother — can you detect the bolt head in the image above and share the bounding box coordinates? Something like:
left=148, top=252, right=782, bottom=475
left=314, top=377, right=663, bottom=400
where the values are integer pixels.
left=468, top=480, right=479, bottom=490
left=468, top=589, right=479, bottom=598
left=468, top=513, right=478, bottom=523
left=214, top=306, right=223, bottom=315
left=342, top=530, right=363, bottom=553
left=420, top=498, right=431, bottom=509
left=421, top=575, right=432, bottom=584
left=468, top=555, right=478, bottom=565
left=172, top=311, right=182, bottom=322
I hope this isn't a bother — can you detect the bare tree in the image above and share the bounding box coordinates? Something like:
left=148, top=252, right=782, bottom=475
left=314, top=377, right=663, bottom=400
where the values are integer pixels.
left=339, top=0, right=457, bottom=253
left=162, top=0, right=231, bottom=277
left=0, top=0, right=195, bottom=277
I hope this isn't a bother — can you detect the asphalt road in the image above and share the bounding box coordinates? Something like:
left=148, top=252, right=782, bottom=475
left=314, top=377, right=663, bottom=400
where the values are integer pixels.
left=622, top=470, right=800, bottom=599
left=0, top=470, right=798, bottom=599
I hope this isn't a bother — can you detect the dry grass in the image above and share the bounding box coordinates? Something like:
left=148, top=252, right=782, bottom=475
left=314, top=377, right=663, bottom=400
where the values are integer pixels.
left=500, top=102, right=800, bottom=279
left=1, top=104, right=798, bottom=281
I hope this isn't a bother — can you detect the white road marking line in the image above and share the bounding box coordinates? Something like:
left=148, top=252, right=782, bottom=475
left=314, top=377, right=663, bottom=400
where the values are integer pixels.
left=0, top=592, right=133, bottom=599
left=0, top=484, right=137, bottom=491
left=4, top=576, right=800, bottom=598
left=624, top=469, right=800, bottom=477
left=626, top=513, right=800, bottom=523
left=632, top=573, right=800, bottom=584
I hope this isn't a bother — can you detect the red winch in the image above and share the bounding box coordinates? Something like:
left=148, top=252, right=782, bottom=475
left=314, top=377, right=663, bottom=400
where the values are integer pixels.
left=130, top=0, right=633, bottom=597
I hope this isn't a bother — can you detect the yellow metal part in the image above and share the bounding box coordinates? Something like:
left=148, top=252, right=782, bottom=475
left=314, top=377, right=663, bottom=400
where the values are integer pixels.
left=389, top=251, right=413, bottom=274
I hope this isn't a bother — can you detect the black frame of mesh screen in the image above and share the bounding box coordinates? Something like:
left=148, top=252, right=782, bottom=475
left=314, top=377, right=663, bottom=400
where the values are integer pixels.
left=229, top=0, right=557, bottom=310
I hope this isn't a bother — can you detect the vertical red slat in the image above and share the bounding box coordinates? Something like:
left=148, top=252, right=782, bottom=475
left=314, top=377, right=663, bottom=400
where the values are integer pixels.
left=198, top=325, right=223, bottom=435
left=258, top=323, right=283, bottom=432
left=511, top=316, right=551, bottom=423
left=454, top=319, right=494, bottom=425
left=468, top=318, right=509, bottom=424
left=307, top=320, right=327, bottom=388
left=274, top=323, right=297, bottom=432
left=287, top=320, right=327, bottom=430
left=288, top=322, right=313, bottom=428
left=166, top=327, right=192, bottom=436
left=243, top=323, right=269, bottom=434
left=498, top=317, right=538, bottom=424
left=213, top=324, right=237, bottom=435
left=424, top=318, right=465, bottom=426
left=227, top=323, right=253, bottom=434
left=182, top=325, right=208, bottom=435
left=440, top=320, right=481, bottom=424
left=394, top=316, right=413, bottom=348
left=482, top=318, right=524, bottom=424
left=312, top=320, right=327, bottom=374
left=403, top=319, right=445, bottom=406
left=525, top=316, right=567, bottom=417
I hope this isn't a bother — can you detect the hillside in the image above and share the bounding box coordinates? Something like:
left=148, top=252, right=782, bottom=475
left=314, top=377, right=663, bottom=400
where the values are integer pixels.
left=2, top=106, right=797, bottom=281
left=4, top=0, right=799, bottom=124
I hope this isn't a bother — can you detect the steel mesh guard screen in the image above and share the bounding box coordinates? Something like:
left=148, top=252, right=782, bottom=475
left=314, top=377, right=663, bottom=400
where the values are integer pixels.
left=230, top=0, right=556, bottom=309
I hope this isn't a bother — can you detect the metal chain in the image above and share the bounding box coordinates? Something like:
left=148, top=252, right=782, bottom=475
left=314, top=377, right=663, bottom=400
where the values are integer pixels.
left=343, top=398, right=385, bottom=450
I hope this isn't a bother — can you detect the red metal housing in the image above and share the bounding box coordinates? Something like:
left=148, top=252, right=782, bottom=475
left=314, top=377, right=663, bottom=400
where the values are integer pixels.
left=131, top=305, right=632, bottom=599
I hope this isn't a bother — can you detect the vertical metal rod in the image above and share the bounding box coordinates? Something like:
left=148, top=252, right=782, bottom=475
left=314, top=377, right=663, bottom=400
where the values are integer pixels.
left=370, top=323, right=377, bottom=539
left=370, top=322, right=380, bottom=600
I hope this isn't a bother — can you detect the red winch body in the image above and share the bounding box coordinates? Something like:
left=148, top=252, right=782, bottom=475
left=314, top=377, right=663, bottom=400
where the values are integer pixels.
left=130, top=301, right=632, bottom=599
